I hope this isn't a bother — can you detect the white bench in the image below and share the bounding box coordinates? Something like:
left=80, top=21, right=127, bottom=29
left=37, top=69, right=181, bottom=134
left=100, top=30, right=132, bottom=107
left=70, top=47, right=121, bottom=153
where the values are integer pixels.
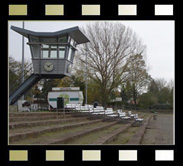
left=132, top=114, right=144, bottom=126
left=128, top=111, right=139, bottom=119
left=102, top=108, right=119, bottom=121
left=134, top=114, right=143, bottom=121
left=84, top=107, right=104, bottom=119
left=92, top=107, right=105, bottom=115
left=117, top=110, right=131, bottom=123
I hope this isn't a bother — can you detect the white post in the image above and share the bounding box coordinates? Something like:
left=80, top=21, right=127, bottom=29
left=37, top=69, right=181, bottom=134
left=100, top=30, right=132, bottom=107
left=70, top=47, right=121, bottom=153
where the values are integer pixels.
left=85, top=44, right=88, bottom=105
left=21, top=21, right=25, bottom=100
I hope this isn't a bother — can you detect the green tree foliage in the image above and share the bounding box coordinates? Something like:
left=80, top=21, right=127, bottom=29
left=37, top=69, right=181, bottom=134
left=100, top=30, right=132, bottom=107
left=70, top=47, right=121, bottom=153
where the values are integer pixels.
left=138, top=92, right=158, bottom=108
left=125, top=54, right=151, bottom=106
left=138, top=78, right=173, bottom=109
left=9, top=56, right=34, bottom=101
left=9, top=56, right=22, bottom=94
left=39, top=79, right=59, bottom=100
left=32, top=85, right=41, bottom=98
left=120, top=81, right=133, bottom=104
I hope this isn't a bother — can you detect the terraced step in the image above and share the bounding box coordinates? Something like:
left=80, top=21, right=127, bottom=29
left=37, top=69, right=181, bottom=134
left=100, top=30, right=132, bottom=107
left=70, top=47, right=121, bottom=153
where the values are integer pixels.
left=9, top=112, right=73, bottom=117
left=9, top=114, right=74, bottom=122
left=91, top=114, right=146, bottom=144
left=9, top=117, right=87, bottom=129
left=64, top=113, right=146, bottom=145
left=48, top=122, right=117, bottom=144
left=9, top=111, right=151, bottom=145
left=9, top=119, right=101, bottom=143
left=98, top=113, right=147, bottom=145
left=127, top=115, right=152, bottom=144
left=92, top=123, right=133, bottom=144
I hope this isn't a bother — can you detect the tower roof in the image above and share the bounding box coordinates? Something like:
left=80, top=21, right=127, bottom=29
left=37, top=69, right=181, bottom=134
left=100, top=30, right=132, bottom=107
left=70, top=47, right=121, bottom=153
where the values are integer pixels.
left=11, top=26, right=90, bottom=44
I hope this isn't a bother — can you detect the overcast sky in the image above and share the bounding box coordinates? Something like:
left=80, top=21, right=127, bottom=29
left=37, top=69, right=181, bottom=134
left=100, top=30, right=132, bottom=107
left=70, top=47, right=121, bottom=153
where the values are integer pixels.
left=8, top=20, right=174, bottom=82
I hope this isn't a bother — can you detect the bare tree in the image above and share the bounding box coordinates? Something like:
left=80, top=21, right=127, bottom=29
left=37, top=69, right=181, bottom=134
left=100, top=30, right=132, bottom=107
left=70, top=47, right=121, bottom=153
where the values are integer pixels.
left=75, top=22, right=146, bottom=107
left=155, top=78, right=168, bottom=90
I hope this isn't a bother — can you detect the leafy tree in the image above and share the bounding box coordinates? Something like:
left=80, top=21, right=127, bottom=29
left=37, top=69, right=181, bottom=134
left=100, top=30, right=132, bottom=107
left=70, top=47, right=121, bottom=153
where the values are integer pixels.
left=125, top=54, right=150, bottom=106
left=32, top=85, right=41, bottom=98
left=56, top=77, right=72, bottom=87
left=9, top=56, right=22, bottom=94
left=138, top=92, right=158, bottom=109
left=38, top=79, right=59, bottom=100
left=158, top=87, right=171, bottom=104
left=120, top=81, right=133, bottom=104
left=9, top=55, right=34, bottom=100
left=138, top=78, right=174, bottom=109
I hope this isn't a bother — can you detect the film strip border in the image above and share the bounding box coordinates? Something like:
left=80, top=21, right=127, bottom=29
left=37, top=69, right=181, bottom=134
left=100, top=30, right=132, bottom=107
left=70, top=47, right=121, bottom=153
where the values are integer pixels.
left=3, top=1, right=177, bottom=166
left=8, top=4, right=174, bottom=16
left=8, top=149, right=175, bottom=161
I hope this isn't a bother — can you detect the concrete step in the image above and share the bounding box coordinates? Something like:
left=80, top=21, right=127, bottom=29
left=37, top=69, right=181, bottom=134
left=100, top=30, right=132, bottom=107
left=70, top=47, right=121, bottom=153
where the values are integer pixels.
left=92, top=113, right=146, bottom=145
left=91, top=123, right=133, bottom=145
left=9, top=119, right=102, bottom=143
left=127, top=115, right=152, bottom=144
left=9, top=117, right=87, bottom=129
left=9, top=114, right=74, bottom=122
left=48, top=122, right=117, bottom=144
left=9, top=112, right=72, bottom=117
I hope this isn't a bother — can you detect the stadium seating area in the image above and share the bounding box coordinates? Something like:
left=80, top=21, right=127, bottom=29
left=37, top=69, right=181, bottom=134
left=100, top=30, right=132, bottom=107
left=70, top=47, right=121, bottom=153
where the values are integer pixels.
left=65, top=104, right=144, bottom=124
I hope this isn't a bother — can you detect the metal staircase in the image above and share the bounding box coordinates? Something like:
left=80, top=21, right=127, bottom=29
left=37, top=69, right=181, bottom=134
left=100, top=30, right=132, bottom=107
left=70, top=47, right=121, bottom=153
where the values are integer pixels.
left=9, top=74, right=41, bottom=105
left=9, top=62, right=41, bottom=105
left=9, top=62, right=66, bottom=105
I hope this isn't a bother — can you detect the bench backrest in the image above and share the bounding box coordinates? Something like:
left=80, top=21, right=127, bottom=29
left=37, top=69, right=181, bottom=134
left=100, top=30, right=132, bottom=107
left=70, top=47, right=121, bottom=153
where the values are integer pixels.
left=134, top=114, right=138, bottom=119
left=120, top=112, right=126, bottom=116
left=117, top=109, right=123, bottom=114
left=105, top=109, right=115, bottom=114
left=93, top=108, right=104, bottom=112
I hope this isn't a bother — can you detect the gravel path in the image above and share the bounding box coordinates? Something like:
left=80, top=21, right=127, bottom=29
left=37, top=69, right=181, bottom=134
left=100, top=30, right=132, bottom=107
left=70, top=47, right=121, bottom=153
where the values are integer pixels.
left=141, top=113, right=174, bottom=145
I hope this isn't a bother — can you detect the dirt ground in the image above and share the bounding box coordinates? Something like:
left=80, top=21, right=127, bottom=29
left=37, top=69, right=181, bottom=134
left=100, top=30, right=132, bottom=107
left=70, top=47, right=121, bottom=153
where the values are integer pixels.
left=141, top=113, right=174, bottom=145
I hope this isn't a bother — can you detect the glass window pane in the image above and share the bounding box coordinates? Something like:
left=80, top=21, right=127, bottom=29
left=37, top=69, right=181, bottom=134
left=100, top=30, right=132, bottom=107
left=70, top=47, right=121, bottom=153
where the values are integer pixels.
left=42, top=44, right=49, bottom=48
left=70, top=50, right=75, bottom=62
left=49, top=46, right=57, bottom=58
left=59, top=46, right=65, bottom=58
left=41, top=44, right=49, bottom=58
left=42, top=50, right=49, bottom=58
left=59, top=50, right=65, bottom=58
left=68, top=47, right=72, bottom=61
left=50, top=50, right=57, bottom=58
left=31, top=45, right=40, bottom=58
left=51, top=45, right=57, bottom=49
